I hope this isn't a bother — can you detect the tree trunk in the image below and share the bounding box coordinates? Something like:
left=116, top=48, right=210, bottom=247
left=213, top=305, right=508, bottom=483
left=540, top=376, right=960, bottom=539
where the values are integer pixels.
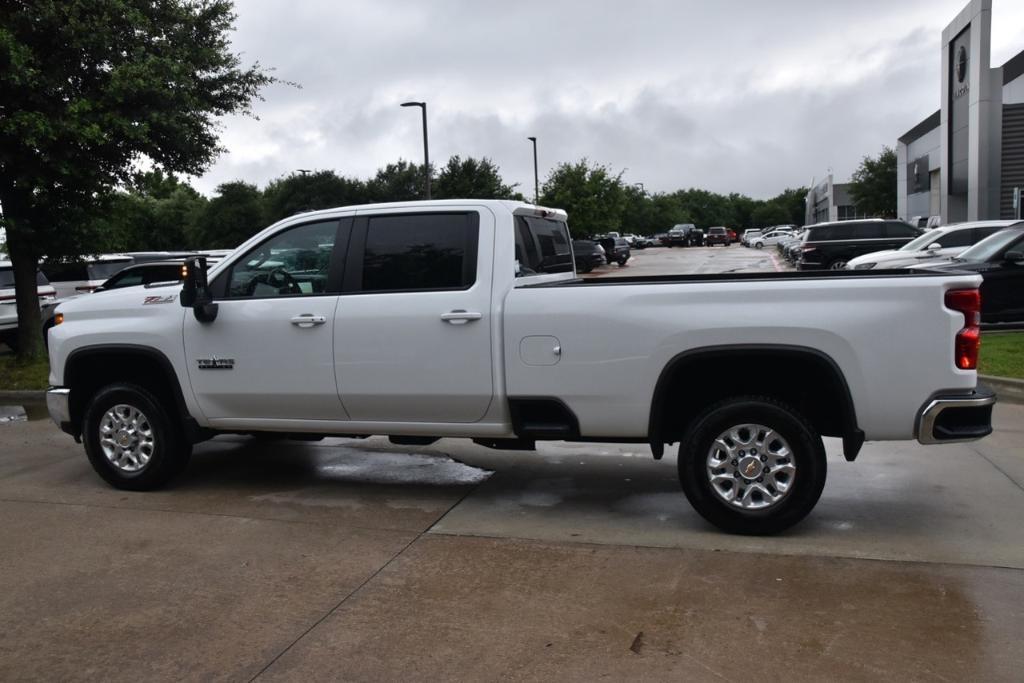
left=0, top=179, right=45, bottom=361
left=7, top=235, right=45, bottom=360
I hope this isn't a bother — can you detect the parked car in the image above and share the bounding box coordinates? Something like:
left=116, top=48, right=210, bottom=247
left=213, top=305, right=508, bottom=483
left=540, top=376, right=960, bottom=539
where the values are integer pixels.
left=666, top=225, right=692, bottom=247
left=0, top=260, right=57, bottom=351
left=706, top=227, right=731, bottom=247
left=846, top=220, right=1018, bottom=270
left=598, top=236, right=631, bottom=265
left=748, top=227, right=795, bottom=249
left=41, top=255, right=135, bottom=298
left=922, top=224, right=1024, bottom=324
left=727, top=228, right=739, bottom=243
left=652, top=232, right=669, bottom=246
left=797, top=219, right=922, bottom=270
left=46, top=199, right=995, bottom=536
left=572, top=240, right=606, bottom=274
left=909, top=215, right=943, bottom=230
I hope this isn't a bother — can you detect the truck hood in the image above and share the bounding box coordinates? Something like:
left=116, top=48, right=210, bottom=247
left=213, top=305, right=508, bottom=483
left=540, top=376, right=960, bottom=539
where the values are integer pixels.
left=55, top=282, right=182, bottom=316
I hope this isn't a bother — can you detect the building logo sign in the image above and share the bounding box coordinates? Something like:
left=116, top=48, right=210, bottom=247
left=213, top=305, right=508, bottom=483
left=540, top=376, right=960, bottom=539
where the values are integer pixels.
left=956, top=45, right=968, bottom=83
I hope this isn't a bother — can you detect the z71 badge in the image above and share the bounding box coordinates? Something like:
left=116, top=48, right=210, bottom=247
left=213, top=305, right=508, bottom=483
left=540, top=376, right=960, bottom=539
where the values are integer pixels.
left=143, top=295, right=177, bottom=305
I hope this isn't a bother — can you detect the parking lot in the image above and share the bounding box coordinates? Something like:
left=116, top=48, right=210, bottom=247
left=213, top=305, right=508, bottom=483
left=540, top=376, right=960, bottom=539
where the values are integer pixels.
left=1, top=245, right=1023, bottom=681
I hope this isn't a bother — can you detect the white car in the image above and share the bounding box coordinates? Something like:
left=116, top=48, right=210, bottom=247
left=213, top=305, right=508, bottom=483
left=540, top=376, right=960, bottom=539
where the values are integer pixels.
left=846, top=220, right=1018, bottom=270
left=47, top=200, right=994, bottom=535
left=747, top=228, right=795, bottom=249
left=1, top=260, right=57, bottom=351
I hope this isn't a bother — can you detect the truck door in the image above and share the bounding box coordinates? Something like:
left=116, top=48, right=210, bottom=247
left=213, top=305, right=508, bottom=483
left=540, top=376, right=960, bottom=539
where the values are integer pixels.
left=333, top=209, right=494, bottom=423
left=183, top=218, right=349, bottom=421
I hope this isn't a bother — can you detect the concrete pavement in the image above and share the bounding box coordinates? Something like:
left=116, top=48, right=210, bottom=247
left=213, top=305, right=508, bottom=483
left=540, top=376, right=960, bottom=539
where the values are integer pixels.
left=0, top=400, right=1022, bottom=681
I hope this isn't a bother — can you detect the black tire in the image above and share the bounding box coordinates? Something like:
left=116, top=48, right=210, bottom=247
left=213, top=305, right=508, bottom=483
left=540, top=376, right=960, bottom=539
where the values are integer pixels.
left=1, top=332, right=19, bottom=353
left=617, top=258, right=628, bottom=266
left=677, top=396, right=826, bottom=535
left=82, top=383, right=192, bottom=491
left=578, top=264, right=593, bottom=274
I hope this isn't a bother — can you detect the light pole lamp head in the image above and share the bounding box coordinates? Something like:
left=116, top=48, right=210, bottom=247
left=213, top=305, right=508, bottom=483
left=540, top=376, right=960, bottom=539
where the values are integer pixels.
left=527, top=136, right=537, bottom=143
left=401, top=101, right=425, bottom=109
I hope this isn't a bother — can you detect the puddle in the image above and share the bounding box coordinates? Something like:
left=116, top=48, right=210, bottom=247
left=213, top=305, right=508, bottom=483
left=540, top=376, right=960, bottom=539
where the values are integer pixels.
left=0, top=403, right=49, bottom=424
left=315, top=449, right=492, bottom=486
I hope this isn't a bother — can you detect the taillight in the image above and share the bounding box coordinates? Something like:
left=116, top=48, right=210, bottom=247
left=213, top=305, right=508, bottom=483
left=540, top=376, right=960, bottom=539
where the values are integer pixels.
left=945, top=288, right=981, bottom=370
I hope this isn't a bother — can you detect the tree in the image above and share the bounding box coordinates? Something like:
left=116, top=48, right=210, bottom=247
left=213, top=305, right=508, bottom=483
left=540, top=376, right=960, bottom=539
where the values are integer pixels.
left=263, top=170, right=370, bottom=224
left=849, top=147, right=897, bottom=218
left=0, top=0, right=277, bottom=357
left=368, top=160, right=432, bottom=202
left=540, top=160, right=626, bottom=237
left=193, top=181, right=264, bottom=249
left=434, top=156, right=518, bottom=200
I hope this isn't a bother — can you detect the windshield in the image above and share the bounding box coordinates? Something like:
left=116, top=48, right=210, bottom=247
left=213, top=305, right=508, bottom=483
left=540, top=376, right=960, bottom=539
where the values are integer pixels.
left=956, top=228, right=1024, bottom=262
left=87, top=260, right=132, bottom=281
left=900, top=230, right=941, bottom=252
left=0, top=268, right=49, bottom=288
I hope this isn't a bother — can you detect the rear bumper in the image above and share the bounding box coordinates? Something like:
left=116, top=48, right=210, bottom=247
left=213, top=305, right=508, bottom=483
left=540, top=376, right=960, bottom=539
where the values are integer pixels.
left=916, top=387, right=995, bottom=444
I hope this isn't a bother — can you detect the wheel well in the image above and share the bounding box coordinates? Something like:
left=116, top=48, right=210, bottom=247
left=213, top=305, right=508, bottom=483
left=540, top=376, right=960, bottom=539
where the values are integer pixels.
left=649, top=347, right=859, bottom=449
left=64, top=347, right=189, bottom=433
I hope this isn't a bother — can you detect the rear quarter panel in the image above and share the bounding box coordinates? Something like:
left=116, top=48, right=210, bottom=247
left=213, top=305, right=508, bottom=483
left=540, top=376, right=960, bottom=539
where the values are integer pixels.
left=503, top=273, right=981, bottom=440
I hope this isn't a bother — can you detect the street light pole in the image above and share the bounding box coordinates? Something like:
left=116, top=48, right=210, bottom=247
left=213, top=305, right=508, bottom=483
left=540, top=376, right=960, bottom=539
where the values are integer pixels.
left=527, top=136, right=539, bottom=205
left=401, top=101, right=430, bottom=199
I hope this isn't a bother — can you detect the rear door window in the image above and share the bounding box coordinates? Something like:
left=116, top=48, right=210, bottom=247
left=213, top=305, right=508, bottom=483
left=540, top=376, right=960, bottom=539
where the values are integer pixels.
left=515, top=215, right=573, bottom=276
left=360, top=213, right=477, bottom=292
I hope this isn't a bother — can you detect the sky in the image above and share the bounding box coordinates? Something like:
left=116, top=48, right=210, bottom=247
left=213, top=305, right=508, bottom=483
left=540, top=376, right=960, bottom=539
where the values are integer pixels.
left=189, top=0, right=1024, bottom=200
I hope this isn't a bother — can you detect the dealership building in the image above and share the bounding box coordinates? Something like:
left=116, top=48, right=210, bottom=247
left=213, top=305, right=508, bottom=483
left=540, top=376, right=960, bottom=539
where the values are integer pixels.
left=897, top=0, right=1024, bottom=225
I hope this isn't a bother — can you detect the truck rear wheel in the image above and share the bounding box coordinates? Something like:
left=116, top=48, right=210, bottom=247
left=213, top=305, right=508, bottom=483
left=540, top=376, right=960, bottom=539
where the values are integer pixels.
left=677, top=396, right=826, bottom=535
left=82, top=383, right=192, bottom=490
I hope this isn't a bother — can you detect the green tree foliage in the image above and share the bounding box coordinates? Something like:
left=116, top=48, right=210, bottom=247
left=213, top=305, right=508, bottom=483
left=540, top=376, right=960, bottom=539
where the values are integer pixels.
left=194, top=181, right=265, bottom=249
left=368, top=160, right=432, bottom=202
left=434, top=156, right=519, bottom=200
left=0, top=0, right=276, bottom=357
left=540, top=160, right=627, bottom=237
left=849, top=147, right=897, bottom=218
left=263, top=170, right=370, bottom=224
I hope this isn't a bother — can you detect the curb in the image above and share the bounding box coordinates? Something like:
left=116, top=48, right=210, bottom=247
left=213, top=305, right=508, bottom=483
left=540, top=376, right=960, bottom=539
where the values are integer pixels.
left=0, top=390, right=46, bottom=402
left=980, top=375, right=1024, bottom=405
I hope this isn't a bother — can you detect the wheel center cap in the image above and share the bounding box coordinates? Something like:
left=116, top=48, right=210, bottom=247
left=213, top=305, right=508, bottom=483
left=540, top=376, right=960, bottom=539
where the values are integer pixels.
left=739, top=456, right=762, bottom=480
left=116, top=431, right=133, bottom=448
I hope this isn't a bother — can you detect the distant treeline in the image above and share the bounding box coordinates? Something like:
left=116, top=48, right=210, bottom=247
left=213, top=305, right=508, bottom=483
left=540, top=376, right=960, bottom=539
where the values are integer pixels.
left=83, top=157, right=807, bottom=252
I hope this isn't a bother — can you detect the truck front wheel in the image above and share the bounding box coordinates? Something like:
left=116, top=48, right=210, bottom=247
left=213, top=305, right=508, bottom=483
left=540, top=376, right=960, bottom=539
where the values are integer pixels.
left=677, top=396, right=826, bottom=535
left=82, top=383, right=192, bottom=490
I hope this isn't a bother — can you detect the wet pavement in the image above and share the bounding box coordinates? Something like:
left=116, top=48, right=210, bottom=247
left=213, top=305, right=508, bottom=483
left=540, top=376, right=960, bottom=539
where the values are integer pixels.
left=1, top=401, right=1023, bottom=681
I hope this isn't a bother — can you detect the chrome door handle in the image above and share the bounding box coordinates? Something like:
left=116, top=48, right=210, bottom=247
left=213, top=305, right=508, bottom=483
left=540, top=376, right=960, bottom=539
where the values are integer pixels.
left=290, top=314, right=327, bottom=328
left=440, top=310, right=483, bottom=325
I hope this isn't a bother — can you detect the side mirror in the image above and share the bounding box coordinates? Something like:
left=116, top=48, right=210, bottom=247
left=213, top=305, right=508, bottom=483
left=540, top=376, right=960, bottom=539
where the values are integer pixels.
left=180, top=257, right=218, bottom=323
left=925, top=242, right=942, bottom=251
left=1004, top=250, right=1024, bottom=264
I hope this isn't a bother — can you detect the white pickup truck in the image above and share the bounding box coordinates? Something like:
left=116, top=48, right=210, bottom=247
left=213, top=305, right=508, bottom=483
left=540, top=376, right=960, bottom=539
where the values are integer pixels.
left=45, top=200, right=995, bottom=534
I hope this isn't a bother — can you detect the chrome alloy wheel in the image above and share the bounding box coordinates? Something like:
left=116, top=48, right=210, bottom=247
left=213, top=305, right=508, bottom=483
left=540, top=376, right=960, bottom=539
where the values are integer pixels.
left=98, top=404, right=155, bottom=473
left=705, top=423, right=796, bottom=510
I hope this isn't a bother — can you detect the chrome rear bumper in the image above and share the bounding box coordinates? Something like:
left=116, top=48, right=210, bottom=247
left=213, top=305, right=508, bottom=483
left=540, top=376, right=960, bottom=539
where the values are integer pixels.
left=916, top=387, right=996, bottom=445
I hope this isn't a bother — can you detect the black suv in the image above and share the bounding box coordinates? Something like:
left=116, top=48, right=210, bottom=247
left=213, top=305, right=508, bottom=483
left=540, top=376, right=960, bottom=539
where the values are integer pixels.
left=797, top=219, right=921, bottom=270
left=598, top=237, right=631, bottom=265
left=572, top=240, right=606, bottom=273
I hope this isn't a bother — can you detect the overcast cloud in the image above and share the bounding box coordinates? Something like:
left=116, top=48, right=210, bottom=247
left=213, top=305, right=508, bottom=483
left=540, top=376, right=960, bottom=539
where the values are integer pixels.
left=190, top=0, right=1024, bottom=199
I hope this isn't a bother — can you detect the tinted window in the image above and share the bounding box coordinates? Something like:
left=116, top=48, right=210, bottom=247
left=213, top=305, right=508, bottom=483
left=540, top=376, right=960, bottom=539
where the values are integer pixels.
left=363, top=213, right=475, bottom=291
left=883, top=222, right=919, bottom=238
left=971, top=226, right=1007, bottom=244
left=0, top=268, right=49, bottom=288
left=42, top=262, right=89, bottom=282
left=102, top=270, right=145, bottom=289
left=228, top=220, right=338, bottom=298
left=87, top=260, right=132, bottom=280
left=935, top=230, right=973, bottom=248
left=515, top=216, right=572, bottom=276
